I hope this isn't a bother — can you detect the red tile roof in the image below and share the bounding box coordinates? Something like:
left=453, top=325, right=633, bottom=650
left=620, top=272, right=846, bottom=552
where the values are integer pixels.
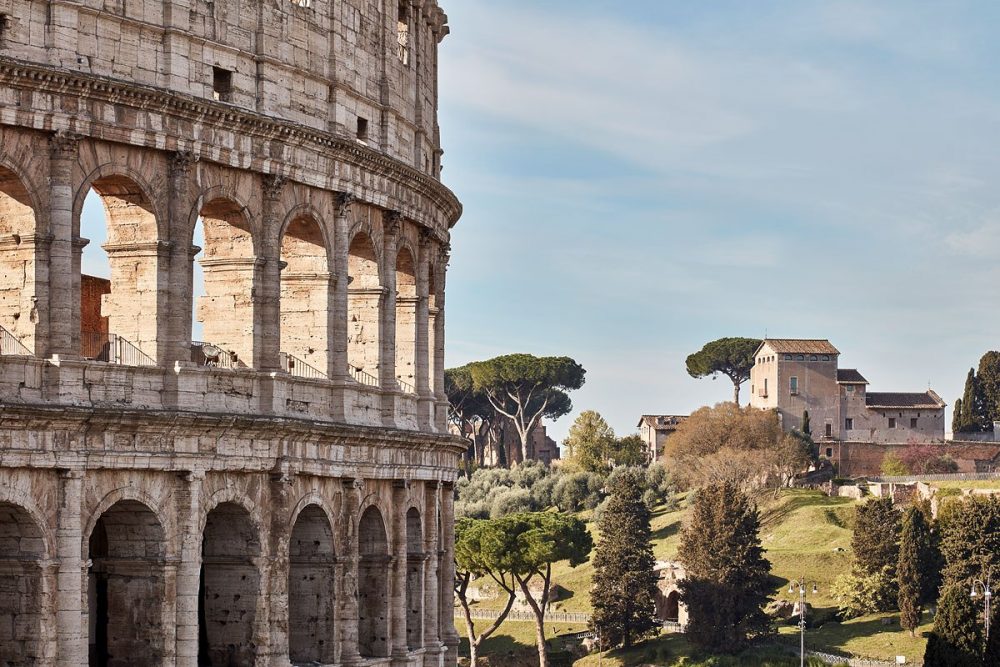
left=865, top=390, right=946, bottom=409
left=757, top=339, right=840, bottom=355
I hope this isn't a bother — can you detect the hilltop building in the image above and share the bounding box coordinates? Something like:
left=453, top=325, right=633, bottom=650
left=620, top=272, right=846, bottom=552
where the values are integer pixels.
left=637, top=415, right=688, bottom=463
left=749, top=339, right=946, bottom=446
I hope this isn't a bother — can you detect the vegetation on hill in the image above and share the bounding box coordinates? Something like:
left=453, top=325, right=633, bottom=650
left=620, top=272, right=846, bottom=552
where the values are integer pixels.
left=685, top=337, right=761, bottom=405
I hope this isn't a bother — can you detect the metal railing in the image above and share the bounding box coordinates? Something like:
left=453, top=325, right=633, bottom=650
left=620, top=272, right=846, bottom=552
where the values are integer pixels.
left=190, top=341, right=240, bottom=369
left=81, top=331, right=156, bottom=366
left=0, top=325, right=31, bottom=356
left=280, top=352, right=327, bottom=380
left=397, top=377, right=416, bottom=394
left=455, top=608, right=591, bottom=624
left=869, top=472, right=1000, bottom=484
left=350, top=365, right=380, bottom=388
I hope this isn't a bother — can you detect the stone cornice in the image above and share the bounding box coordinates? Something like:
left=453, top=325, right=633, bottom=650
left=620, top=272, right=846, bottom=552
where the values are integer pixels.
left=0, top=57, right=462, bottom=231
left=0, top=402, right=468, bottom=455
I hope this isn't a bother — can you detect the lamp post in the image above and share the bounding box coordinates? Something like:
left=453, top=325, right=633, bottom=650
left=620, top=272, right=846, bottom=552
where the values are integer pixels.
left=970, top=567, right=993, bottom=643
left=789, top=579, right=817, bottom=667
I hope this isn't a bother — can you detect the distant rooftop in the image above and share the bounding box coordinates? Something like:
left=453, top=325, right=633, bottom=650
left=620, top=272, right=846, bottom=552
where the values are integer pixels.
left=866, top=390, right=946, bottom=410
left=638, top=415, right=688, bottom=429
left=837, top=369, right=868, bottom=384
left=758, top=339, right=840, bottom=355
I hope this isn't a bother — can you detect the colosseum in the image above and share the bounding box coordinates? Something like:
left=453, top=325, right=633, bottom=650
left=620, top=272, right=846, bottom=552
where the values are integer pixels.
left=0, top=1, right=463, bottom=665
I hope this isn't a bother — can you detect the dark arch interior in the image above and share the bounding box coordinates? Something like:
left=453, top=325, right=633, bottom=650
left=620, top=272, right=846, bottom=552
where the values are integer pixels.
left=288, top=505, right=336, bottom=665
left=87, top=499, right=167, bottom=667
left=0, top=502, right=46, bottom=665
left=358, top=506, right=389, bottom=658
left=0, top=166, right=38, bottom=351
left=405, top=507, right=424, bottom=649
left=199, top=502, right=261, bottom=667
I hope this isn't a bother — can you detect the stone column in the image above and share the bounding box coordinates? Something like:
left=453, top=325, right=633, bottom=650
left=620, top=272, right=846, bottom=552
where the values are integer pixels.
left=422, top=482, right=441, bottom=667
left=257, top=175, right=287, bottom=372
left=339, top=479, right=363, bottom=666
left=433, top=244, right=450, bottom=430
left=390, top=480, right=409, bottom=664
left=174, top=470, right=204, bottom=667
left=331, top=194, right=353, bottom=383
left=438, top=481, right=459, bottom=665
left=380, top=212, right=402, bottom=427
left=415, top=230, right=433, bottom=429
left=56, top=468, right=84, bottom=666
left=164, top=151, right=198, bottom=365
left=47, top=131, right=79, bottom=358
left=267, top=468, right=295, bottom=667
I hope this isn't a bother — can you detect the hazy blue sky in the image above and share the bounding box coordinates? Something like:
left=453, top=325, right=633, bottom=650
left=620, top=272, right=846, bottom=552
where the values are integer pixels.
left=437, top=0, right=1000, bottom=442
left=78, top=1, right=1000, bottom=445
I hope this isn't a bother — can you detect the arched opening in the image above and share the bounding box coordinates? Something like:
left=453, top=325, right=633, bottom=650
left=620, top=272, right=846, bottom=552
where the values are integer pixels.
left=395, top=248, right=418, bottom=393
left=280, top=217, right=331, bottom=379
left=288, top=505, right=336, bottom=665
left=0, top=502, right=46, bottom=665
left=87, top=500, right=167, bottom=667
left=193, top=199, right=256, bottom=368
left=358, top=506, right=389, bottom=658
left=347, top=233, right=382, bottom=385
left=0, top=166, right=40, bottom=355
left=405, top=507, right=423, bottom=650
left=664, top=590, right=680, bottom=623
left=199, top=502, right=261, bottom=667
left=79, top=176, right=161, bottom=364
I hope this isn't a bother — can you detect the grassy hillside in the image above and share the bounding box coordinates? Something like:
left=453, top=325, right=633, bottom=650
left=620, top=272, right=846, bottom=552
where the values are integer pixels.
left=458, top=489, right=933, bottom=665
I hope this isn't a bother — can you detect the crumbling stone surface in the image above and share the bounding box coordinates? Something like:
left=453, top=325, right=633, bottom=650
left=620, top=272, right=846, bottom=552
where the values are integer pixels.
left=0, top=0, right=463, bottom=664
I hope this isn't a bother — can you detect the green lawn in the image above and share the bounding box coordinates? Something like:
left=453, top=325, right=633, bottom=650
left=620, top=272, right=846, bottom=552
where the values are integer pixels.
left=458, top=489, right=932, bottom=666
left=931, top=479, right=1000, bottom=490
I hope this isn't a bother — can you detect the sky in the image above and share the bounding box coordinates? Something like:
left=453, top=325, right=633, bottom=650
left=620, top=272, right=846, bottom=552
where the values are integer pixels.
left=436, top=0, right=1000, bottom=443
left=76, top=1, right=1000, bottom=446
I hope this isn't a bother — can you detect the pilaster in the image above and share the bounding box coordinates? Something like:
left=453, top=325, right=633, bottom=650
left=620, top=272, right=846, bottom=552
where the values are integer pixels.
left=174, top=469, right=204, bottom=667
left=258, top=174, right=287, bottom=372
left=381, top=211, right=402, bottom=427
left=339, top=478, right=364, bottom=666
left=56, top=467, right=84, bottom=666
left=439, top=481, right=459, bottom=664
left=46, top=131, right=79, bottom=358
left=422, top=481, right=442, bottom=667
left=390, top=480, right=410, bottom=664
left=332, top=193, right=353, bottom=383
left=415, top=229, right=433, bottom=429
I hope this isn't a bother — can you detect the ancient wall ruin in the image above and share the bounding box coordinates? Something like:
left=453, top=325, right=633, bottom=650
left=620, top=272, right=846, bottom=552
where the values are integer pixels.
left=0, top=0, right=462, bottom=664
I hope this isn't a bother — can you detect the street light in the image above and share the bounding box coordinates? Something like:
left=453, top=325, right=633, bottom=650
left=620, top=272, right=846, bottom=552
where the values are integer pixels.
left=970, top=566, right=993, bottom=643
left=788, top=579, right=818, bottom=667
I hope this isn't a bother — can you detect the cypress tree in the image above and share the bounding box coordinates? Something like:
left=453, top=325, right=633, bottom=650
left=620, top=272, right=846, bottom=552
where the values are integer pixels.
left=940, top=495, right=1000, bottom=588
left=956, top=367, right=982, bottom=433
left=678, top=483, right=772, bottom=653
left=977, top=352, right=1000, bottom=428
left=589, top=468, right=660, bottom=649
left=952, top=397, right=964, bottom=434
left=801, top=409, right=811, bottom=436
left=852, top=497, right=900, bottom=577
left=923, top=584, right=983, bottom=666
left=898, top=506, right=935, bottom=635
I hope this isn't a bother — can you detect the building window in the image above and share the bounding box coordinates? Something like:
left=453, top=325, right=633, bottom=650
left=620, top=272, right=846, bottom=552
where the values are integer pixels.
left=888, top=417, right=896, bottom=429
left=212, top=67, right=232, bottom=102
left=289, top=0, right=313, bottom=7
left=845, top=385, right=855, bottom=393
left=0, top=14, right=9, bottom=47
left=397, top=2, right=410, bottom=65
left=763, top=378, right=768, bottom=396
left=797, top=354, right=804, bottom=361
left=789, top=376, right=798, bottom=395
left=785, top=354, right=792, bottom=361
left=910, top=417, right=918, bottom=428
left=810, top=355, right=818, bottom=361
left=822, top=355, right=830, bottom=361
left=825, top=423, right=832, bottom=437
left=357, top=117, right=369, bottom=142
left=825, top=447, right=833, bottom=457
left=845, top=418, right=853, bottom=430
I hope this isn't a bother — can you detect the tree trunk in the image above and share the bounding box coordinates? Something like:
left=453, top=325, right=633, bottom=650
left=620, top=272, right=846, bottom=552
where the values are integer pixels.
left=532, top=611, right=548, bottom=667
left=733, top=381, right=741, bottom=405
left=516, top=574, right=549, bottom=667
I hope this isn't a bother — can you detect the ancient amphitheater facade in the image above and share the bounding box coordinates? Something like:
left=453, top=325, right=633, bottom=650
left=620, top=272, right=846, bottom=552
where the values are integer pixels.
left=0, top=1, right=463, bottom=665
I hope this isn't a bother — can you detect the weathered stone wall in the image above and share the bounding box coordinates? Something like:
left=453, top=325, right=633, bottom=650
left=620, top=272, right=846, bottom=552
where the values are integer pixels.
left=0, top=0, right=462, bottom=664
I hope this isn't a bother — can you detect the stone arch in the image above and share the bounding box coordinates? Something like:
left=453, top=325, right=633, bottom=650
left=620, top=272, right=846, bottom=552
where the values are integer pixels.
left=348, top=231, right=383, bottom=381
left=288, top=504, right=336, bottom=664
left=82, top=487, right=174, bottom=559
left=664, top=590, right=680, bottom=623
left=0, top=502, right=48, bottom=666
left=358, top=504, right=390, bottom=658
left=86, top=499, right=168, bottom=667
left=199, top=501, right=262, bottom=667
left=394, top=246, right=418, bottom=392
left=192, top=195, right=258, bottom=368
left=280, top=212, right=332, bottom=377
left=0, top=163, right=42, bottom=352
left=76, top=169, right=164, bottom=362
left=405, top=506, right=424, bottom=649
